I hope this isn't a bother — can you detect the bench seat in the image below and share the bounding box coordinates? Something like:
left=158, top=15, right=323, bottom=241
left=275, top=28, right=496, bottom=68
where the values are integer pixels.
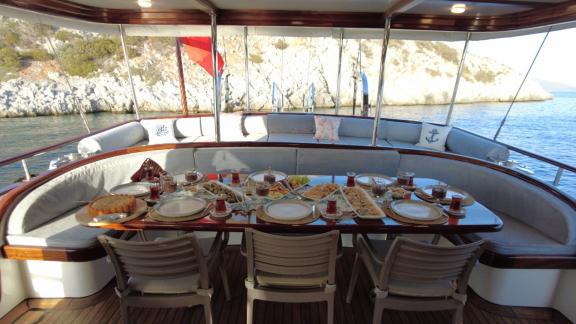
left=462, top=213, right=576, bottom=256
left=6, top=207, right=114, bottom=249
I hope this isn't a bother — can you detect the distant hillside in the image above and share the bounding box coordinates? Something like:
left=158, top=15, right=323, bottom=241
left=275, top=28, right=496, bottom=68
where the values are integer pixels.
left=0, top=16, right=552, bottom=117
left=538, top=79, right=576, bottom=93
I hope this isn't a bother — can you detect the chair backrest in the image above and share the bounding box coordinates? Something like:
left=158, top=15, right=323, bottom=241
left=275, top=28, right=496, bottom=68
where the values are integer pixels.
left=379, top=238, right=485, bottom=295
left=98, top=233, right=210, bottom=292
left=244, top=229, right=339, bottom=286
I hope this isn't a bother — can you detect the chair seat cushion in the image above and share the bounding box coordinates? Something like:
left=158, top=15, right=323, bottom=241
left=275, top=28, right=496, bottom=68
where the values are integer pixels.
left=462, top=213, right=576, bottom=256
left=129, top=274, right=200, bottom=294
left=6, top=207, right=113, bottom=249
left=256, top=273, right=328, bottom=288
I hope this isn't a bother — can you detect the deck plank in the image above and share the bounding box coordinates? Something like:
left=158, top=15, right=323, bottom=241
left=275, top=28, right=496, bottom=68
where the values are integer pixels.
left=6, top=246, right=571, bottom=324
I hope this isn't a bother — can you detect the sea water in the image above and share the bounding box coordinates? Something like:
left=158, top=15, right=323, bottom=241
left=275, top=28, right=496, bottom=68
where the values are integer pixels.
left=1, top=92, right=574, bottom=197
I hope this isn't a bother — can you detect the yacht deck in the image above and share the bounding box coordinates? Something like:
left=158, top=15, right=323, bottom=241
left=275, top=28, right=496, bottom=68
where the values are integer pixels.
left=6, top=247, right=571, bottom=324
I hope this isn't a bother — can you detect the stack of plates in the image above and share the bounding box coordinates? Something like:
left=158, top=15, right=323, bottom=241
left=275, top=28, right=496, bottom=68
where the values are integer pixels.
left=257, top=200, right=317, bottom=225
left=388, top=200, right=447, bottom=224
left=154, top=196, right=207, bottom=218
left=355, top=173, right=394, bottom=187
left=249, top=170, right=287, bottom=183
left=110, top=182, right=151, bottom=197
left=416, top=185, right=474, bottom=206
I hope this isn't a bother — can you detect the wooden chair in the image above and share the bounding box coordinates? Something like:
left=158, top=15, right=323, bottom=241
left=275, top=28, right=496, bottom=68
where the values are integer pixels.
left=244, top=228, right=340, bottom=324
left=346, top=236, right=485, bottom=324
left=98, top=232, right=230, bottom=324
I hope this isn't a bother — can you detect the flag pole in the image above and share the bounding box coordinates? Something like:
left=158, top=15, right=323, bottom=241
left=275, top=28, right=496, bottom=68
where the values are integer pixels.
left=175, top=38, right=189, bottom=116
left=210, top=12, right=221, bottom=142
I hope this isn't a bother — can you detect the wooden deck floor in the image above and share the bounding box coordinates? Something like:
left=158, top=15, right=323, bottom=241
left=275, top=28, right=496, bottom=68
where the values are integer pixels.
left=7, top=247, right=572, bottom=324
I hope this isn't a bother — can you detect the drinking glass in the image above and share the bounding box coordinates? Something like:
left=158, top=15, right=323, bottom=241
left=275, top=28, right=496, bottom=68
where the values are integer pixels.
left=450, top=195, right=463, bottom=211
left=431, top=185, right=448, bottom=199
left=326, top=198, right=337, bottom=214
left=371, top=179, right=386, bottom=198
left=254, top=182, right=270, bottom=207
left=185, top=169, right=199, bottom=182
left=346, top=172, right=356, bottom=187
left=149, top=182, right=161, bottom=201
left=397, top=171, right=415, bottom=186
left=231, top=170, right=241, bottom=185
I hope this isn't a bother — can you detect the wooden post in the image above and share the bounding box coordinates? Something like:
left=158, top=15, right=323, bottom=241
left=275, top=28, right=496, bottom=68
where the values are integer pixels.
left=175, top=38, right=189, bottom=116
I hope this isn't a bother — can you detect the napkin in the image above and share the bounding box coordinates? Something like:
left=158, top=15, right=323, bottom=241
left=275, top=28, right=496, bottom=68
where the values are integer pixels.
left=131, top=158, right=167, bottom=182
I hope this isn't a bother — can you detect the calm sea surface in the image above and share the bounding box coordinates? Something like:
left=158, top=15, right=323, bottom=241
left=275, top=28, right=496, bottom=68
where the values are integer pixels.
left=1, top=92, right=575, bottom=197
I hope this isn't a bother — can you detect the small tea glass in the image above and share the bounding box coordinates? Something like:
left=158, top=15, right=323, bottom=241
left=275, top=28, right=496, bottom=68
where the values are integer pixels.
left=371, top=179, right=387, bottom=198
left=450, top=194, right=463, bottom=211
left=254, top=182, right=270, bottom=207
left=397, top=171, right=415, bottom=186
left=185, top=169, right=199, bottom=182
left=346, top=172, right=356, bottom=187
left=148, top=182, right=161, bottom=201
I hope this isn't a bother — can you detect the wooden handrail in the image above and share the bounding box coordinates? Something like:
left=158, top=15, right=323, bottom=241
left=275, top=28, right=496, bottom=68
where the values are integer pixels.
left=503, top=144, right=576, bottom=174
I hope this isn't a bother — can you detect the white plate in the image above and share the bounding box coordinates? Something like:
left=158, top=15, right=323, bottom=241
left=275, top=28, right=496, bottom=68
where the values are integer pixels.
left=264, top=200, right=312, bottom=221
left=355, top=174, right=394, bottom=187
left=391, top=200, right=443, bottom=221
left=249, top=170, right=287, bottom=183
left=174, top=172, right=204, bottom=184
left=110, top=182, right=150, bottom=197
left=155, top=197, right=207, bottom=218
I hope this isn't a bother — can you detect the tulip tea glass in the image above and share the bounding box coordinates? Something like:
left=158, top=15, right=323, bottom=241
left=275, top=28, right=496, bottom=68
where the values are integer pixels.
left=346, top=172, right=356, bottom=187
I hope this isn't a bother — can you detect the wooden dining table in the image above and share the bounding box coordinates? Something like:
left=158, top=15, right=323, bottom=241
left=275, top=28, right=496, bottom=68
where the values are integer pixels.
left=77, top=175, right=503, bottom=234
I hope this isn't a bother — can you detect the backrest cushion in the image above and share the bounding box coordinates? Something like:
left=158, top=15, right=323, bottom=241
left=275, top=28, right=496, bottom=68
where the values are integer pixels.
left=174, top=118, right=203, bottom=138
left=201, top=114, right=245, bottom=140
left=194, top=147, right=298, bottom=174
left=243, top=115, right=268, bottom=135
left=446, top=128, right=510, bottom=162
left=398, top=154, right=576, bottom=244
left=416, top=123, right=452, bottom=152
left=267, top=114, right=315, bottom=134
left=141, top=119, right=178, bottom=145
left=8, top=148, right=195, bottom=234
left=340, top=117, right=386, bottom=139
left=313, top=116, right=341, bottom=142
left=297, top=148, right=400, bottom=176
left=386, top=121, right=422, bottom=143
left=77, top=121, right=146, bottom=155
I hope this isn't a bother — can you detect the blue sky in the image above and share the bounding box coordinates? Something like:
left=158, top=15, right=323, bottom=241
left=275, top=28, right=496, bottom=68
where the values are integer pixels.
left=470, top=28, right=576, bottom=88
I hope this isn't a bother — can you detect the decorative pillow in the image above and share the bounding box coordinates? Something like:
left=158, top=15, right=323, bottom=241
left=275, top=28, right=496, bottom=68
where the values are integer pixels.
left=313, top=116, right=341, bottom=142
left=416, top=123, right=452, bottom=151
left=141, top=119, right=178, bottom=145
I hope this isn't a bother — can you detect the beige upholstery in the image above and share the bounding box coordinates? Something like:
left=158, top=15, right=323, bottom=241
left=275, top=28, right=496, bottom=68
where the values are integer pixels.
left=98, top=233, right=230, bottom=324
left=244, top=229, right=339, bottom=324
left=346, top=236, right=485, bottom=324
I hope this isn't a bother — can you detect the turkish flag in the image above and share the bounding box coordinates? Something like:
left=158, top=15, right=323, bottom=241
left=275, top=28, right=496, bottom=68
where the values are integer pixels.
left=179, top=37, right=224, bottom=77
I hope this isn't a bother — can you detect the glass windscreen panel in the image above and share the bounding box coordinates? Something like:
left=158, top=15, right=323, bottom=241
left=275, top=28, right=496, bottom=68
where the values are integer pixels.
left=377, top=39, right=466, bottom=123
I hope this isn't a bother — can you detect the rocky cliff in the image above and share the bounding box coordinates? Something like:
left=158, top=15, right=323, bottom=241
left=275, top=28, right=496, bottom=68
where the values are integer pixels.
left=0, top=18, right=552, bottom=117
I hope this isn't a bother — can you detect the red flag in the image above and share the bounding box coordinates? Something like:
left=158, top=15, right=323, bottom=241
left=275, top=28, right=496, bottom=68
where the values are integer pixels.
left=179, top=37, right=224, bottom=77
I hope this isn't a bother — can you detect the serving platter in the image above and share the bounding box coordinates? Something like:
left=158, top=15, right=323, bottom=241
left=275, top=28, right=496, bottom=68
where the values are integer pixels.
left=301, top=183, right=340, bottom=201
left=268, top=182, right=291, bottom=200
left=110, top=182, right=150, bottom=197
left=249, top=170, right=287, bottom=183
left=415, top=185, right=474, bottom=206
left=342, top=186, right=386, bottom=219
left=154, top=196, right=207, bottom=218
left=355, top=173, right=394, bottom=188
left=202, top=181, right=245, bottom=204
left=76, top=198, right=147, bottom=226
left=390, top=200, right=443, bottom=221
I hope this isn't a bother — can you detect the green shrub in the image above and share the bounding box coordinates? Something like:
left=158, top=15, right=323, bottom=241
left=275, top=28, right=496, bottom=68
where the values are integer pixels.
left=21, top=48, right=53, bottom=61
left=474, top=69, right=497, bottom=83
left=54, top=30, right=76, bottom=42
left=58, top=37, right=127, bottom=77
left=274, top=39, right=288, bottom=50
left=3, top=30, right=19, bottom=46
left=31, top=23, right=54, bottom=37
left=426, top=68, right=441, bottom=77
left=249, top=54, right=264, bottom=64
left=0, top=46, right=21, bottom=71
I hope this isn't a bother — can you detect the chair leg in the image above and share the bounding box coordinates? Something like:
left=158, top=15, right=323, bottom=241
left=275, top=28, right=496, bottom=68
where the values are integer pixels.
left=120, top=300, right=130, bottom=324
left=246, top=295, right=254, bottom=324
left=452, top=305, right=464, bottom=324
left=372, top=301, right=384, bottom=324
left=326, top=295, right=334, bottom=324
left=201, top=301, right=213, bottom=324
left=346, top=253, right=361, bottom=303
left=219, top=262, right=231, bottom=301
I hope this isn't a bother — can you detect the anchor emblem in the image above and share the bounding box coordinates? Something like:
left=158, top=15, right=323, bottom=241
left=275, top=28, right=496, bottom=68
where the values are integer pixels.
left=425, top=129, right=440, bottom=144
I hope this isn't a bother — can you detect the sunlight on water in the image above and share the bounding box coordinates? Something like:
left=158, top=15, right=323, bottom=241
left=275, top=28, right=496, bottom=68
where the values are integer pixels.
left=1, top=94, right=574, bottom=197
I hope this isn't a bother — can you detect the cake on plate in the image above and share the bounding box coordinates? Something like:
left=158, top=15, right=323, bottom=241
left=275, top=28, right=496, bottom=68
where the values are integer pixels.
left=87, top=195, right=136, bottom=217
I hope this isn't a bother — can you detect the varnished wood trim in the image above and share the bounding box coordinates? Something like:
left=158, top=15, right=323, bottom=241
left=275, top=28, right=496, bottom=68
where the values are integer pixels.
left=2, top=243, right=106, bottom=262
left=1, top=0, right=575, bottom=32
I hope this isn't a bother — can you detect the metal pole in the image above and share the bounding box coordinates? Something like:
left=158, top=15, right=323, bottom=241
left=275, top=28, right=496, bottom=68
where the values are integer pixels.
left=494, top=29, right=551, bottom=140
left=210, top=13, right=221, bottom=142
left=553, top=167, right=564, bottom=186
left=175, top=38, right=189, bottom=116
left=371, top=17, right=392, bottom=146
left=42, top=25, right=91, bottom=133
left=445, top=32, right=471, bottom=125
left=21, top=159, right=31, bottom=181
left=244, top=26, right=250, bottom=112
left=335, top=29, right=344, bottom=115
left=119, top=24, right=141, bottom=120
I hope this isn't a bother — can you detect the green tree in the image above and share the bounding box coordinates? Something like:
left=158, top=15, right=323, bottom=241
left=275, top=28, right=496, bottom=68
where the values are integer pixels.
left=21, top=48, right=53, bottom=61
left=0, top=46, right=21, bottom=71
left=3, top=30, right=19, bottom=46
